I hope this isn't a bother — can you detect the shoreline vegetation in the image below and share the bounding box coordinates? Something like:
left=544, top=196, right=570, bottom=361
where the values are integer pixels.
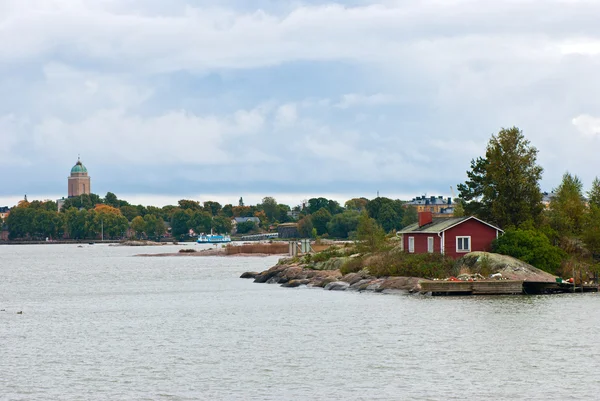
left=241, top=240, right=597, bottom=295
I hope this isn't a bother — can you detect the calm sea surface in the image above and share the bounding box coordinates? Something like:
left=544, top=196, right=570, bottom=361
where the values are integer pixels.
left=1, top=244, right=599, bottom=400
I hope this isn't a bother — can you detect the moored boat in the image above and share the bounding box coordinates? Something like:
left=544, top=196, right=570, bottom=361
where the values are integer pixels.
left=197, top=233, right=232, bottom=244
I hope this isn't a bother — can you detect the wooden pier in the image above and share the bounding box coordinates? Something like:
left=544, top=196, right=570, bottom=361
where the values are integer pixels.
left=420, top=280, right=599, bottom=296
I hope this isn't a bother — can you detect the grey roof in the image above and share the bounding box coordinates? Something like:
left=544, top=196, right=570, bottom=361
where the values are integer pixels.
left=233, top=217, right=260, bottom=224
left=398, top=216, right=503, bottom=234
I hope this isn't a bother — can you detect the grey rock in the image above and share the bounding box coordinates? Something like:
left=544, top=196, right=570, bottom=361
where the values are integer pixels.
left=324, top=281, right=350, bottom=291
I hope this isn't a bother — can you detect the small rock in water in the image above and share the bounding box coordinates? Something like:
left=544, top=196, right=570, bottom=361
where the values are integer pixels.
left=16, top=311, right=23, bottom=314
left=324, top=281, right=350, bottom=291
left=240, top=271, right=259, bottom=279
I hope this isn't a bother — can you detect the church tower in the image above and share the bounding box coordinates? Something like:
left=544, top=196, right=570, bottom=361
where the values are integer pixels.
left=68, top=157, right=91, bottom=197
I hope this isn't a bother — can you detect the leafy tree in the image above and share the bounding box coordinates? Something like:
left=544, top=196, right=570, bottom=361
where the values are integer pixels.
left=104, top=192, right=119, bottom=208
left=212, top=216, right=232, bottom=233
left=491, top=229, right=565, bottom=274
left=297, top=216, right=314, bottom=238
left=401, top=205, right=418, bottom=227
left=549, top=172, right=586, bottom=236
left=131, top=216, right=146, bottom=239
left=61, top=193, right=103, bottom=211
left=120, top=205, right=140, bottom=222
left=65, top=207, right=88, bottom=239
left=457, top=127, right=544, bottom=228
left=221, top=204, right=234, bottom=218
left=326, top=200, right=344, bottom=215
left=311, top=207, right=332, bottom=236
left=378, top=203, right=399, bottom=232
left=239, top=197, right=244, bottom=207
left=356, top=212, right=386, bottom=253
left=260, top=197, right=278, bottom=222
left=203, top=201, right=222, bottom=216
left=344, top=198, right=369, bottom=212
left=171, top=209, right=191, bottom=238
left=189, top=211, right=212, bottom=234
left=583, top=205, right=600, bottom=256
left=277, top=204, right=291, bottom=223
left=93, top=205, right=128, bottom=239
left=307, top=198, right=330, bottom=214
left=178, top=199, right=201, bottom=211
left=144, top=214, right=166, bottom=240
left=6, top=207, right=34, bottom=239
left=236, top=220, right=256, bottom=234
left=232, top=206, right=254, bottom=217
left=327, top=210, right=360, bottom=238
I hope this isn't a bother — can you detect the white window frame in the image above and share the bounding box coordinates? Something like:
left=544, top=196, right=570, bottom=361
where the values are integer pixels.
left=456, top=236, right=471, bottom=253
left=408, top=237, right=415, bottom=253
left=427, top=237, right=434, bottom=253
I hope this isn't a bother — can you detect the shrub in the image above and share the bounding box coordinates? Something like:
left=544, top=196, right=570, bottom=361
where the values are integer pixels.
left=365, top=251, right=455, bottom=278
left=340, top=257, right=364, bottom=275
left=492, top=229, right=566, bottom=274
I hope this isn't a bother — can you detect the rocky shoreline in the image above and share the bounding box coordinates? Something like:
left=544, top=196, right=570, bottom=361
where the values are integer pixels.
left=241, top=262, right=422, bottom=293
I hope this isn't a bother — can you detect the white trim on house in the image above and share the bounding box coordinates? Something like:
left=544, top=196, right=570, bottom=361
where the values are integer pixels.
left=427, top=237, right=434, bottom=253
left=456, top=236, right=471, bottom=253
left=408, top=236, right=415, bottom=253
left=441, top=232, right=445, bottom=254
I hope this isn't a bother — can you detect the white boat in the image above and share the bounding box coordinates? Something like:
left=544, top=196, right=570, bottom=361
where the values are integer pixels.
left=197, top=233, right=231, bottom=244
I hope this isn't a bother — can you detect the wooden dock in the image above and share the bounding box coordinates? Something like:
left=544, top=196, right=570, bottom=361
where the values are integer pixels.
left=421, top=280, right=599, bottom=296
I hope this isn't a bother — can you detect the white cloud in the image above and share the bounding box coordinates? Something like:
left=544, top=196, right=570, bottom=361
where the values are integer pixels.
left=275, top=103, right=298, bottom=126
left=572, top=114, right=600, bottom=138
left=335, top=93, right=397, bottom=109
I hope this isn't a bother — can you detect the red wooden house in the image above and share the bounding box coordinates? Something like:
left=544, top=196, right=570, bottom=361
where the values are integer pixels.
left=398, top=212, right=503, bottom=259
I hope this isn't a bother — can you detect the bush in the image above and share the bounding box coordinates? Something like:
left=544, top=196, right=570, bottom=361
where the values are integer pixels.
left=492, top=229, right=566, bottom=274
left=366, top=251, right=455, bottom=278
left=340, top=257, right=364, bottom=275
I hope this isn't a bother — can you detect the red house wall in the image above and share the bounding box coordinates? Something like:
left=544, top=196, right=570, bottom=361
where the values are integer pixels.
left=444, top=218, right=499, bottom=259
left=403, top=232, right=441, bottom=254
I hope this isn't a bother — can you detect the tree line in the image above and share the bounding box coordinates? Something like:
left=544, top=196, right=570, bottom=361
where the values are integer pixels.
left=1, top=192, right=420, bottom=241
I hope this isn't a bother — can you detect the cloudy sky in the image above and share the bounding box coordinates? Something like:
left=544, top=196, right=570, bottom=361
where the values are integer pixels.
left=1, top=0, right=600, bottom=207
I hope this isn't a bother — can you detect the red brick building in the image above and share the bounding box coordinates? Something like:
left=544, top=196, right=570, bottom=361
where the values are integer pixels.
left=399, top=212, right=503, bottom=259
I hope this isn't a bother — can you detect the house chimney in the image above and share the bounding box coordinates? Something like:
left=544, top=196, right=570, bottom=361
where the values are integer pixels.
left=418, top=211, right=433, bottom=227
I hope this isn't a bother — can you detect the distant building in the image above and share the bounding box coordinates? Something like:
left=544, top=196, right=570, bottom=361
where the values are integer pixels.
left=233, top=217, right=260, bottom=225
left=287, top=210, right=301, bottom=220
left=404, top=195, right=454, bottom=217
left=0, top=206, right=9, bottom=220
left=68, top=157, right=91, bottom=198
left=278, top=223, right=299, bottom=239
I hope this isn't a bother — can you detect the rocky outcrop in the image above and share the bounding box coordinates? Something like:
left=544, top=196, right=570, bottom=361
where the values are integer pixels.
left=242, top=263, right=422, bottom=294
left=457, top=252, right=557, bottom=282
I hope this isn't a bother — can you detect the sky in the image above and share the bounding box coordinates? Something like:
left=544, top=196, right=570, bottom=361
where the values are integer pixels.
left=1, top=0, right=600, bottom=208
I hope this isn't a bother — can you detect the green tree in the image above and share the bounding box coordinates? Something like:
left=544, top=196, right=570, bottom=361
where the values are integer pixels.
left=144, top=214, right=166, bottom=240
left=327, top=210, right=360, bottom=238
left=356, top=212, right=386, bottom=253
left=549, top=172, right=586, bottom=236
left=120, top=205, right=140, bottom=222
left=583, top=205, right=600, bottom=256
left=6, top=207, right=34, bottom=239
left=131, top=216, right=146, bottom=239
left=211, top=216, right=232, bottom=233
left=491, top=229, right=565, bottom=274
left=238, top=197, right=244, bottom=207
left=276, top=204, right=291, bottom=223
left=61, top=193, right=103, bottom=211
left=65, top=207, right=88, bottom=239
left=260, top=197, right=278, bottom=222
left=189, top=211, right=212, bottom=234
left=171, top=209, right=191, bottom=238
left=221, top=204, right=234, bottom=218
left=344, top=198, right=369, bottom=212
left=203, top=201, right=222, bottom=216
left=457, top=127, right=544, bottom=228
left=236, top=220, right=256, bottom=234
left=401, top=205, right=418, bottom=227
left=311, top=207, right=332, bottom=236
left=588, top=177, right=600, bottom=208
left=104, top=192, right=119, bottom=208
left=178, top=199, right=202, bottom=211
left=297, top=216, right=314, bottom=238
left=307, top=198, right=330, bottom=214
